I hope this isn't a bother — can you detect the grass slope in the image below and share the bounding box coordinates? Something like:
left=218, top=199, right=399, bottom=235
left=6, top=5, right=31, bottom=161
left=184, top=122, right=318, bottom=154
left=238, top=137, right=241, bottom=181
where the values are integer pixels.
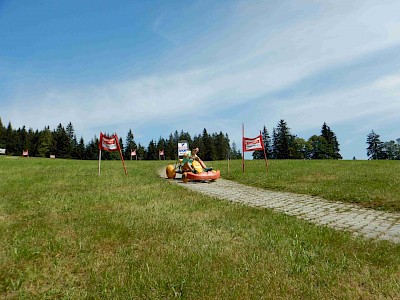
left=1, top=157, right=399, bottom=299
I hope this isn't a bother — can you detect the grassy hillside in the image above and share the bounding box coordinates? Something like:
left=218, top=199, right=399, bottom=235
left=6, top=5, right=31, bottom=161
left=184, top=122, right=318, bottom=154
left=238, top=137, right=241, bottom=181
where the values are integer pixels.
left=1, top=157, right=399, bottom=299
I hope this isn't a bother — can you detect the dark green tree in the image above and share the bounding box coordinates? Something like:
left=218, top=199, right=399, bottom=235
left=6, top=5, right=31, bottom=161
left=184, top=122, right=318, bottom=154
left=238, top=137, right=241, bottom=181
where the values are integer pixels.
left=0, top=117, right=4, bottom=148
left=382, top=140, right=400, bottom=160
left=308, top=135, right=327, bottom=159
left=200, top=128, right=216, bottom=161
left=213, top=132, right=230, bottom=160
left=75, top=137, right=85, bottom=159
left=156, top=137, right=166, bottom=159
left=4, top=122, right=17, bottom=155
left=230, top=141, right=242, bottom=159
left=146, top=139, right=157, bottom=160
left=272, top=120, right=292, bottom=159
left=166, top=133, right=176, bottom=160
left=124, top=129, right=136, bottom=159
left=38, top=127, right=53, bottom=158
left=366, top=130, right=384, bottom=160
left=321, top=123, right=342, bottom=159
left=53, top=123, right=70, bottom=158
left=84, top=136, right=99, bottom=160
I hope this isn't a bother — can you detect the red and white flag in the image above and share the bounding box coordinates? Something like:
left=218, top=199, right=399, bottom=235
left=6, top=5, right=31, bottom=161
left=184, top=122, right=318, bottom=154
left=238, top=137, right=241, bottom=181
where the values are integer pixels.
left=243, top=134, right=264, bottom=152
left=159, top=149, right=164, bottom=156
left=131, top=150, right=136, bottom=156
left=99, top=133, right=120, bottom=152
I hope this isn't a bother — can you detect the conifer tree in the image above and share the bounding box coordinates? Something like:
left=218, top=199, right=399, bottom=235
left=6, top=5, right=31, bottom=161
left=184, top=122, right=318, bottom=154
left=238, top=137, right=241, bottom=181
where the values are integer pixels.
left=366, top=130, right=384, bottom=160
left=124, top=129, right=136, bottom=159
left=321, top=122, right=342, bottom=159
left=38, top=127, right=53, bottom=158
left=272, top=120, right=292, bottom=159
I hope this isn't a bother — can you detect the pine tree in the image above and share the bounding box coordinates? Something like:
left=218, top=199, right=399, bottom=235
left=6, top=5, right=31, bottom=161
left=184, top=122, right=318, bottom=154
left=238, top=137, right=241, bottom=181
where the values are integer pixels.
left=53, top=123, right=70, bottom=158
left=75, top=137, right=85, bottom=159
left=146, top=139, right=157, bottom=160
left=38, top=127, right=53, bottom=158
left=230, top=142, right=242, bottom=159
left=66, top=122, right=77, bottom=158
left=0, top=117, right=5, bottom=149
left=201, top=128, right=216, bottom=161
left=272, top=120, right=292, bottom=159
left=366, top=130, right=384, bottom=160
left=4, top=122, right=18, bottom=155
left=124, top=129, right=136, bottom=159
left=321, top=122, right=342, bottom=159
left=166, top=133, right=176, bottom=160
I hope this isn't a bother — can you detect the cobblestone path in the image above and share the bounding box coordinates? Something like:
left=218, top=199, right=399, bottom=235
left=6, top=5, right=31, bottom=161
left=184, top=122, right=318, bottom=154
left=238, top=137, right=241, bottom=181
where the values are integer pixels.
left=161, top=171, right=400, bottom=244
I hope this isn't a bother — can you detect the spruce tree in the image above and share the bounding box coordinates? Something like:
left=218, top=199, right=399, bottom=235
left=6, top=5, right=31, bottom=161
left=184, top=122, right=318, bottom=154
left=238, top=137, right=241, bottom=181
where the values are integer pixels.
left=321, top=122, right=342, bottom=159
left=38, top=127, right=53, bottom=158
left=124, top=129, right=136, bottom=159
left=366, top=130, right=384, bottom=160
left=272, top=120, right=292, bottom=159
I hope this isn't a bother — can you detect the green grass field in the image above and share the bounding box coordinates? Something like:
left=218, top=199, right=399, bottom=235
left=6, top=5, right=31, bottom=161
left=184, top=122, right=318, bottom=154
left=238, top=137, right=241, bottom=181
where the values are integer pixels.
left=1, top=157, right=399, bottom=299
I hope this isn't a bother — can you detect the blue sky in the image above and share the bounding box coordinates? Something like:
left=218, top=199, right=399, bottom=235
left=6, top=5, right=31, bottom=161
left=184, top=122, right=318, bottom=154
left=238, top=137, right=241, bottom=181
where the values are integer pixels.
left=1, top=0, right=400, bottom=159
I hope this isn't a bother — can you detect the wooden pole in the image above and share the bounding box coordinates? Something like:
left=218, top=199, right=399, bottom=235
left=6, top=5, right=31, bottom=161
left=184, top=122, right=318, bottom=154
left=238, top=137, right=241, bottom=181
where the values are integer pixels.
left=261, top=130, right=269, bottom=174
left=242, top=123, right=245, bottom=173
left=98, top=149, right=102, bottom=176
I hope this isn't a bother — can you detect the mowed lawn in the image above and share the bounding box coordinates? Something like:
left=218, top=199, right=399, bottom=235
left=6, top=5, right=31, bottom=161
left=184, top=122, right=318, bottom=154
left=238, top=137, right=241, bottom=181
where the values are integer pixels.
left=1, top=157, right=399, bottom=299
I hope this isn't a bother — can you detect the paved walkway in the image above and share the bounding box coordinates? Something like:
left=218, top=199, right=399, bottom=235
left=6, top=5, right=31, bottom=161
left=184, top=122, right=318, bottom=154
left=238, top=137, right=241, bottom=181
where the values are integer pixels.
left=160, top=171, right=400, bottom=244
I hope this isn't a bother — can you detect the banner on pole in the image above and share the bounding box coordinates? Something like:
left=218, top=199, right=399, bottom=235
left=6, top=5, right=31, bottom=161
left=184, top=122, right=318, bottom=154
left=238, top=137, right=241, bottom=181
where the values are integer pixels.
left=99, top=133, right=120, bottom=152
left=242, top=124, right=268, bottom=174
left=98, top=132, right=127, bottom=175
left=243, top=135, right=264, bottom=152
left=131, top=150, right=136, bottom=156
left=159, top=149, right=164, bottom=156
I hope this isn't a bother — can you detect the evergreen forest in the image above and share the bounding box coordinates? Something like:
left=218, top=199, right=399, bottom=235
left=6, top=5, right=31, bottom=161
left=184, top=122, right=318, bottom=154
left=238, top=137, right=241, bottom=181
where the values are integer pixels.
left=3, top=117, right=396, bottom=160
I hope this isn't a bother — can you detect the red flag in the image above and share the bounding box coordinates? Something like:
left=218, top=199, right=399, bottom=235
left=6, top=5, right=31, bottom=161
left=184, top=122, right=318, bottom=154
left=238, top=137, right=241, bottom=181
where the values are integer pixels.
left=159, top=149, right=164, bottom=156
left=243, top=134, right=264, bottom=152
left=99, top=133, right=120, bottom=152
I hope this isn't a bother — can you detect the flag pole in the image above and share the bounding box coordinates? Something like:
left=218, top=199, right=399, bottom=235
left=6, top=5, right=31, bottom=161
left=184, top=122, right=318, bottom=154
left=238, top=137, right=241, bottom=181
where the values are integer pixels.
left=242, top=123, right=245, bottom=173
left=98, top=148, right=102, bottom=176
left=116, top=136, right=127, bottom=175
left=261, top=130, right=269, bottom=174
left=227, top=150, right=230, bottom=176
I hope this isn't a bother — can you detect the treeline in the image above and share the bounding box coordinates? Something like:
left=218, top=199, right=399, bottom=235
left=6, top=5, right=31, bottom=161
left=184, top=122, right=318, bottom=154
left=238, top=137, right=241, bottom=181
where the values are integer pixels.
left=0, top=117, right=343, bottom=161
left=366, top=130, right=400, bottom=160
left=0, top=118, right=242, bottom=160
left=253, top=120, right=342, bottom=159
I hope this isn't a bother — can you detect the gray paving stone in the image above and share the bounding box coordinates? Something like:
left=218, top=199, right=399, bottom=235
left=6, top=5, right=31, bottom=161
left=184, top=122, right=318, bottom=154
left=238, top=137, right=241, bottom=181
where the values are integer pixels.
left=160, top=171, right=400, bottom=244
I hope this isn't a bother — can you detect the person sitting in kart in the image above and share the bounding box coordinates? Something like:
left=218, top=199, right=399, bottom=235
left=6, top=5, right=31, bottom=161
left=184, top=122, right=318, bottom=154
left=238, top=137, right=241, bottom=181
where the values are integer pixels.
left=182, top=147, right=212, bottom=173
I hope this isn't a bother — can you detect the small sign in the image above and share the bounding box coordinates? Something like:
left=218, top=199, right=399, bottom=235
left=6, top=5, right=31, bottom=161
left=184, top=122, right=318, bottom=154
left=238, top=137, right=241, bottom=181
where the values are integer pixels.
left=0, top=149, right=5, bottom=155
left=178, top=142, right=188, bottom=156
